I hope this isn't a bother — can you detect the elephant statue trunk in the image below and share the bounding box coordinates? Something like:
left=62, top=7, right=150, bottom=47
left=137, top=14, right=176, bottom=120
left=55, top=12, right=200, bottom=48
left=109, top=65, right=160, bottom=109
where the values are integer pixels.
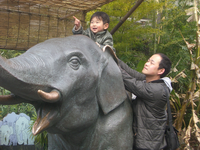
left=0, top=48, right=63, bottom=102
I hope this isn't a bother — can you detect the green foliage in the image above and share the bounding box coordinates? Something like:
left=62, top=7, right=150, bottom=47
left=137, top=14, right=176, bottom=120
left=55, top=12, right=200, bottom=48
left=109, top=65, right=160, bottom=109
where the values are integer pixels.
left=157, top=2, right=196, bottom=94
left=0, top=103, right=36, bottom=120
left=136, top=60, right=146, bottom=72
left=0, top=49, right=24, bottom=58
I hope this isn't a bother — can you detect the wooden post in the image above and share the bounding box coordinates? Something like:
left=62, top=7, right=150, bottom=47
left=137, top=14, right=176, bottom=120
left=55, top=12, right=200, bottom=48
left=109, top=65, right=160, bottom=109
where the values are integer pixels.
left=110, top=0, right=144, bottom=35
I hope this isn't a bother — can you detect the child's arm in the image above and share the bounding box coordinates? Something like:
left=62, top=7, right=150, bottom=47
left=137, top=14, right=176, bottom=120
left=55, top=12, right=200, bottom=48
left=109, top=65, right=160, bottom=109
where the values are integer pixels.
left=97, top=39, right=112, bottom=49
left=97, top=35, right=116, bottom=52
left=72, top=16, right=84, bottom=35
left=73, top=16, right=81, bottom=30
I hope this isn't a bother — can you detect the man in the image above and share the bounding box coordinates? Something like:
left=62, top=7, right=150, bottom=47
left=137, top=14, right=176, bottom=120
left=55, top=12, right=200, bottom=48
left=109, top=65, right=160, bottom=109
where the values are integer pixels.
left=118, top=53, right=172, bottom=150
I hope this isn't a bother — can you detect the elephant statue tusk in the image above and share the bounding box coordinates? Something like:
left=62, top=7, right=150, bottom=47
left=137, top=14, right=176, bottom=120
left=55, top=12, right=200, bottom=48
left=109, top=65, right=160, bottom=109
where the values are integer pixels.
left=32, top=113, right=50, bottom=135
left=37, top=90, right=61, bottom=103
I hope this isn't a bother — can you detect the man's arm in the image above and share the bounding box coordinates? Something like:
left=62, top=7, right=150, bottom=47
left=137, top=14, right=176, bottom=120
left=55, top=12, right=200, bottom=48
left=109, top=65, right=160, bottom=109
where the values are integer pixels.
left=120, top=68, right=162, bottom=103
left=118, top=59, right=145, bottom=80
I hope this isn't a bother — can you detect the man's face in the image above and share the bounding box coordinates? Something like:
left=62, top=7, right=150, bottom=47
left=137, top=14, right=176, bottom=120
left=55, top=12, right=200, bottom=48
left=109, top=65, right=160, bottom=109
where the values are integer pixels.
left=142, top=54, right=162, bottom=76
left=90, top=17, right=108, bottom=34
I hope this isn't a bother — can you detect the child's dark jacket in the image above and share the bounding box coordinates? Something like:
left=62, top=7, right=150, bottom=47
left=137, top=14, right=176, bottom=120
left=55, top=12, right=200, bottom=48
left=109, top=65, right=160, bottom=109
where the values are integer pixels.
left=72, top=26, right=115, bottom=51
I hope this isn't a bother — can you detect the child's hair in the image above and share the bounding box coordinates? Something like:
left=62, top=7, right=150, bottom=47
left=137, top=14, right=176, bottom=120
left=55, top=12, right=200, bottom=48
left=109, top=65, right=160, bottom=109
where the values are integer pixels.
left=90, top=12, right=110, bottom=24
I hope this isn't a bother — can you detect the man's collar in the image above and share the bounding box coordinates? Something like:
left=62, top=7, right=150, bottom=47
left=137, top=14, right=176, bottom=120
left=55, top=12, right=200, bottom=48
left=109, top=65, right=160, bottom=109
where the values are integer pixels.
left=150, top=80, right=164, bottom=83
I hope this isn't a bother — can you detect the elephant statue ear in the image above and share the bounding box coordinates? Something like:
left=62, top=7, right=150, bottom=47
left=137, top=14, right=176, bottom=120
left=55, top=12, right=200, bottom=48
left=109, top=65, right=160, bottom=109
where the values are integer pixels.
left=97, top=45, right=127, bottom=115
left=102, top=45, right=118, bottom=64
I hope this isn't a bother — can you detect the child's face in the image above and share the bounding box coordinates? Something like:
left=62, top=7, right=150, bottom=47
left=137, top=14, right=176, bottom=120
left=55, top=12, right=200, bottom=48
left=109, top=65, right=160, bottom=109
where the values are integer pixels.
left=90, top=17, right=108, bottom=34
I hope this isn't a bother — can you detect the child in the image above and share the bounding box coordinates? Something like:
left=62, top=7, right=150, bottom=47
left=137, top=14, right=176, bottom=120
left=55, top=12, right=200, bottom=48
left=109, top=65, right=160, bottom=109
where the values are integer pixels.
left=72, top=12, right=115, bottom=51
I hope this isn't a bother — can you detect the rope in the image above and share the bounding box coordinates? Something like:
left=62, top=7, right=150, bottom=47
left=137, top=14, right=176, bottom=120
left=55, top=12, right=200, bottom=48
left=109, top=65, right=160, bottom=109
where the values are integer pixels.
left=15, top=0, right=21, bottom=49
left=4, top=0, right=10, bottom=49
left=47, top=7, right=50, bottom=40
left=37, top=4, right=41, bottom=44
left=28, top=3, right=31, bottom=49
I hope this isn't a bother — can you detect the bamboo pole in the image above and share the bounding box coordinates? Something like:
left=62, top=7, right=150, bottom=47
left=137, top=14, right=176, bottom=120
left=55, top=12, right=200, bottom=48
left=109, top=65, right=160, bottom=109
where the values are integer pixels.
left=110, top=0, right=144, bottom=35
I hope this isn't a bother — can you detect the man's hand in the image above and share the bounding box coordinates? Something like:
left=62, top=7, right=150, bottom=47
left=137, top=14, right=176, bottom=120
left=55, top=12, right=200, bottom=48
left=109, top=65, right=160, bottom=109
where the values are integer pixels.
left=73, top=16, right=81, bottom=30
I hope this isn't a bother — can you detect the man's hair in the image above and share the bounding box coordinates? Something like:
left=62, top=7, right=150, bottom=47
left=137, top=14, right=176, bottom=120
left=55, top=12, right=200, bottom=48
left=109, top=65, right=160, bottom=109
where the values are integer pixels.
left=90, top=12, right=110, bottom=24
left=157, top=53, right=172, bottom=78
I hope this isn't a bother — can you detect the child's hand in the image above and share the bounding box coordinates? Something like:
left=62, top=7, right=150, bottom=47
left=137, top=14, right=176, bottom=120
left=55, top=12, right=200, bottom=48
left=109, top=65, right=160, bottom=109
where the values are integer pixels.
left=96, top=42, right=100, bottom=47
left=73, top=16, right=81, bottom=30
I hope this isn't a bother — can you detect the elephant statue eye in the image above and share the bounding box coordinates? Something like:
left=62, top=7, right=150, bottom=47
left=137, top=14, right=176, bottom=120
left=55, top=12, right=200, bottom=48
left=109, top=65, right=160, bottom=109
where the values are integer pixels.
left=69, top=57, right=81, bottom=70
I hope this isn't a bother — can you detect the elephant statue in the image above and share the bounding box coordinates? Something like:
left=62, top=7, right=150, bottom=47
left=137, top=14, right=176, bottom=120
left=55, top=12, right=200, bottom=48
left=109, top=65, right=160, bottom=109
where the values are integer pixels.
left=0, top=35, right=133, bottom=149
left=2, top=112, right=19, bottom=146
left=16, top=116, right=30, bottom=145
left=0, top=124, right=13, bottom=145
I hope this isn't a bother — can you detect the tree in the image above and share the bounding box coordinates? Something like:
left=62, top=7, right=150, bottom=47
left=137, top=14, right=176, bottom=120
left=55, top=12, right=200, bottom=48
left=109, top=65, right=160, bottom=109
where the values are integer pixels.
left=173, top=0, right=200, bottom=148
